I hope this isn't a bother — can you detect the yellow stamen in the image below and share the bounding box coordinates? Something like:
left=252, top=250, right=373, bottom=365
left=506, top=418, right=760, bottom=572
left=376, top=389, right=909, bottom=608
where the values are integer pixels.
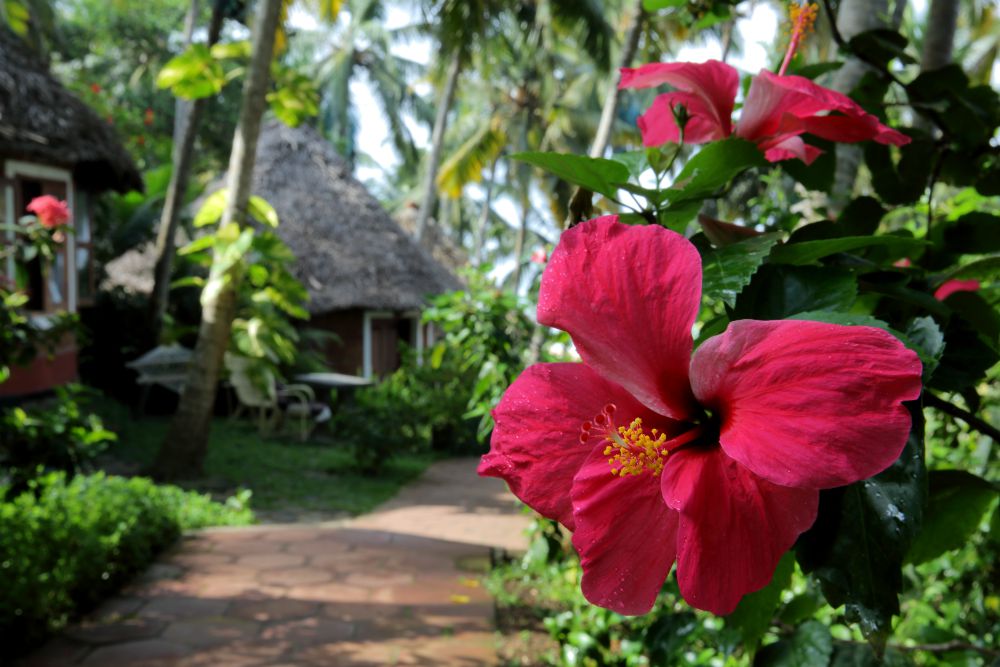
left=605, top=417, right=669, bottom=477
left=779, top=2, right=819, bottom=76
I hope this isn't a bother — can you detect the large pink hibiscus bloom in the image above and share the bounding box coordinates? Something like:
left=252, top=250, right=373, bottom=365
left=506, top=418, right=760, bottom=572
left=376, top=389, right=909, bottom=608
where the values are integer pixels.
left=479, top=216, right=922, bottom=616
left=619, top=60, right=910, bottom=164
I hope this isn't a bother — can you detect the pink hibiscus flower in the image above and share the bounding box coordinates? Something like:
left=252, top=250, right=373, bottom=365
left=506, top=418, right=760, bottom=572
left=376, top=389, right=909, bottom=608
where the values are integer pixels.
left=479, top=216, right=922, bottom=616
left=25, top=195, right=71, bottom=229
left=619, top=59, right=910, bottom=165
left=934, top=279, right=979, bottom=301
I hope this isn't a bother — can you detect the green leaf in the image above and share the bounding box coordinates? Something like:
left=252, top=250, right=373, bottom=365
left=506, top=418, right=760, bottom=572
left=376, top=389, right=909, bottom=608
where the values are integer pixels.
left=939, top=254, right=1000, bottom=281
left=178, top=235, right=216, bottom=256
left=642, top=0, right=685, bottom=9
left=788, top=311, right=889, bottom=329
left=701, top=233, right=781, bottom=308
left=727, top=552, right=794, bottom=651
left=942, top=212, right=1000, bottom=254
left=733, top=266, right=858, bottom=320
left=210, top=40, right=251, bottom=60
left=248, top=196, right=279, bottom=228
left=907, top=470, right=998, bottom=565
left=512, top=152, right=629, bottom=199
left=904, top=316, right=945, bottom=379
left=769, top=236, right=926, bottom=265
left=829, top=644, right=914, bottom=667
left=666, top=137, right=766, bottom=207
left=797, top=405, right=926, bottom=653
left=194, top=189, right=228, bottom=227
left=754, top=621, right=833, bottom=667
left=156, top=44, right=226, bottom=99
left=848, top=29, right=914, bottom=68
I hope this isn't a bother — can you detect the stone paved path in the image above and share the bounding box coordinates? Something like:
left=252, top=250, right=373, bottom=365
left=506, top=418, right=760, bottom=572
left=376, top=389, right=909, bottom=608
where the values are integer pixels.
left=20, top=459, right=530, bottom=666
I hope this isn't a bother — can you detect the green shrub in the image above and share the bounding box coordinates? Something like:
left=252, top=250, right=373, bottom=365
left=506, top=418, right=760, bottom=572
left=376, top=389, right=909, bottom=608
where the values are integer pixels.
left=0, top=472, right=253, bottom=657
left=0, top=385, right=116, bottom=497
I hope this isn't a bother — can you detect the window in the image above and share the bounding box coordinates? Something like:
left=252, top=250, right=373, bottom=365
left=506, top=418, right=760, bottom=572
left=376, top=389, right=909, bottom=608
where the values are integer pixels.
left=75, top=191, right=95, bottom=305
left=15, top=176, right=70, bottom=313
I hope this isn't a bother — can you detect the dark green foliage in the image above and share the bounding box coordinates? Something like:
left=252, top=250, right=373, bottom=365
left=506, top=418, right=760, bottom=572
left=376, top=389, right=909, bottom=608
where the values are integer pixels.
left=0, top=472, right=252, bottom=658
left=797, top=405, right=926, bottom=653
left=0, top=385, right=116, bottom=497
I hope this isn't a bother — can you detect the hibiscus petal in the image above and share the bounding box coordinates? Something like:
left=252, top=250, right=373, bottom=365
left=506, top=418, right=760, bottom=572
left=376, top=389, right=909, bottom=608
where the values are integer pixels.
left=479, top=362, right=666, bottom=530
left=620, top=60, right=737, bottom=137
left=690, top=320, right=923, bottom=490
left=737, top=70, right=910, bottom=149
left=638, top=92, right=732, bottom=145
left=571, top=445, right=679, bottom=615
left=537, top=216, right=701, bottom=420
left=661, top=447, right=819, bottom=616
left=757, top=134, right=824, bottom=164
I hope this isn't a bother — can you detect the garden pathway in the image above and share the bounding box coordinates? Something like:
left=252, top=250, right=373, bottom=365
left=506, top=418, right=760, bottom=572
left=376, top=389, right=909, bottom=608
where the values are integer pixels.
left=21, top=458, right=530, bottom=667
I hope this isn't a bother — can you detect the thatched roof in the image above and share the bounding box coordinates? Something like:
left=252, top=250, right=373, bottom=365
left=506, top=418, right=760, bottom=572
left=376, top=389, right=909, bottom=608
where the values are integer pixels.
left=0, top=28, right=142, bottom=193
left=251, top=121, right=458, bottom=313
left=104, top=121, right=458, bottom=311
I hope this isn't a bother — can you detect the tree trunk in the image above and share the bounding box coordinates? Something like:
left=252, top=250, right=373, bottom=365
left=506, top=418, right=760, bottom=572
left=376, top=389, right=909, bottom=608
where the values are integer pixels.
left=920, top=0, right=959, bottom=71
left=148, top=1, right=225, bottom=338
left=472, top=157, right=499, bottom=266
left=152, top=0, right=283, bottom=480
left=829, top=0, right=890, bottom=211
left=511, top=181, right=530, bottom=291
left=589, top=0, right=644, bottom=159
left=564, top=0, right=645, bottom=228
left=415, top=52, right=461, bottom=242
left=173, top=0, right=200, bottom=148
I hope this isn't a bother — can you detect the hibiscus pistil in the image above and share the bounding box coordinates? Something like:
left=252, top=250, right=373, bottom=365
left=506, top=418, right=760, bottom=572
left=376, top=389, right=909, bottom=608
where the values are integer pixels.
left=779, top=2, right=819, bottom=76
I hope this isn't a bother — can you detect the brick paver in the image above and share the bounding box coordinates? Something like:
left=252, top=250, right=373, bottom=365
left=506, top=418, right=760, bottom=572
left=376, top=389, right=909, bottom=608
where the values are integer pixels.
left=19, top=458, right=529, bottom=666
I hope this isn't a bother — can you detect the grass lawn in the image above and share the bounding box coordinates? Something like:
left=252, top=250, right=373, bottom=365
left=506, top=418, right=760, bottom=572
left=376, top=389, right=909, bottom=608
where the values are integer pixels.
left=94, top=397, right=437, bottom=516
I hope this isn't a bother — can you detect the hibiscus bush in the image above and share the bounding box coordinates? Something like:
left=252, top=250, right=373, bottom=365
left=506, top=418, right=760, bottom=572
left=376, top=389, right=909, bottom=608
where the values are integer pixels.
left=482, top=2, right=999, bottom=664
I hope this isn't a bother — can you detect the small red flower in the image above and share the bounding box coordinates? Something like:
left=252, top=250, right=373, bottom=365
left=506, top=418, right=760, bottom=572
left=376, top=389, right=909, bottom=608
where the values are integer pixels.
left=26, top=195, right=71, bottom=229
left=934, top=279, right=979, bottom=301
left=90, top=83, right=102, bottom=94
left=620, top=60, right=909, bottom=165
left=480, top=217, right=922, bottom=616
left=144, top=108, right=155, bottom=126
left=530, top=247, right=548, bottom=264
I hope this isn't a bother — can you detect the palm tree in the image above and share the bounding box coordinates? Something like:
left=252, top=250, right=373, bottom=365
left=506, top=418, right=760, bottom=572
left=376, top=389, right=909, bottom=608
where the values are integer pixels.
left=289, top=0, right=429, bottom=170
left=153, top=0, right=285, bottom=480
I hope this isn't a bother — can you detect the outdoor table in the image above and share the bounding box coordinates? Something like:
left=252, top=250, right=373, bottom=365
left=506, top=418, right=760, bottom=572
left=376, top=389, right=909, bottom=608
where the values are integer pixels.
left=292, top=372, right=373, bottom=390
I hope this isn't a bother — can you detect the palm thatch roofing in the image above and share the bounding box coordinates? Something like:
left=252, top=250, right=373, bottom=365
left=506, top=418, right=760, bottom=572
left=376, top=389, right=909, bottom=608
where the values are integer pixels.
left=250, top=120, right=458, bottom=313
left=0, top=28, right=142, bottom=193
left=104, top=121, right=458, bottom=311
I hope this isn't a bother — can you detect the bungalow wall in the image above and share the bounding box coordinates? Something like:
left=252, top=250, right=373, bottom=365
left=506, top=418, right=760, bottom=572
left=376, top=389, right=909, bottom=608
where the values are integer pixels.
left=0, top=158, right=96, bottom=398
left=310, top=308, right=432, bottom=379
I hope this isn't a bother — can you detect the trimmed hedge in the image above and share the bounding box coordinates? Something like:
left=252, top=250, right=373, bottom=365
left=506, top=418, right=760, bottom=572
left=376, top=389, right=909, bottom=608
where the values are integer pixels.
left=0, top=473, right=253, bottom=656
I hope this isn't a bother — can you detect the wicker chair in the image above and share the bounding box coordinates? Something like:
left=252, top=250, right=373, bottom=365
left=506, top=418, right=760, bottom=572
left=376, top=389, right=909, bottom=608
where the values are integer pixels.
left=225, top=354, right=329, bottom=441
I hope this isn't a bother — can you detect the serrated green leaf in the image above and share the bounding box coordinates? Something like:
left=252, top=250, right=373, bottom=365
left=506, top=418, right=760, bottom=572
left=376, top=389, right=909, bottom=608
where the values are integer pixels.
left=156, top=44, right=226, bottom=99
left=512, top=152, right=629, bottom=199
left=701, top=233, right=781, bottom=308
left=797, top=405, right=925, bottom=653
left=754, top=621, right=833, bottom=667
left=769, top=236, right=927, bottom=265
left=939, top=254, right=1000, bottom=281
left=907, top=470, right=998, bottom=565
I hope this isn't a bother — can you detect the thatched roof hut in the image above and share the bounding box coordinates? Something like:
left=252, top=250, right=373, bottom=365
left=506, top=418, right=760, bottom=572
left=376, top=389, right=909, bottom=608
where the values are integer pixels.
left=253, top=120, right=458, bottom=313
left=0, top=27, right=142, bottom=193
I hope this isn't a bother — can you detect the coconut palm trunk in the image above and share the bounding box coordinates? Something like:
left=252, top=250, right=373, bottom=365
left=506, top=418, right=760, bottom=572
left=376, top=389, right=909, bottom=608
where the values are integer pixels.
left=152, top=0, right=283, bottom=480
left=415, top=52, right=461, bottom=242
left=920, top=0, right=960, bottom=71
left=148, top=0, right=226, bottom=338
left=829, top=0, right=890, bottom=210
